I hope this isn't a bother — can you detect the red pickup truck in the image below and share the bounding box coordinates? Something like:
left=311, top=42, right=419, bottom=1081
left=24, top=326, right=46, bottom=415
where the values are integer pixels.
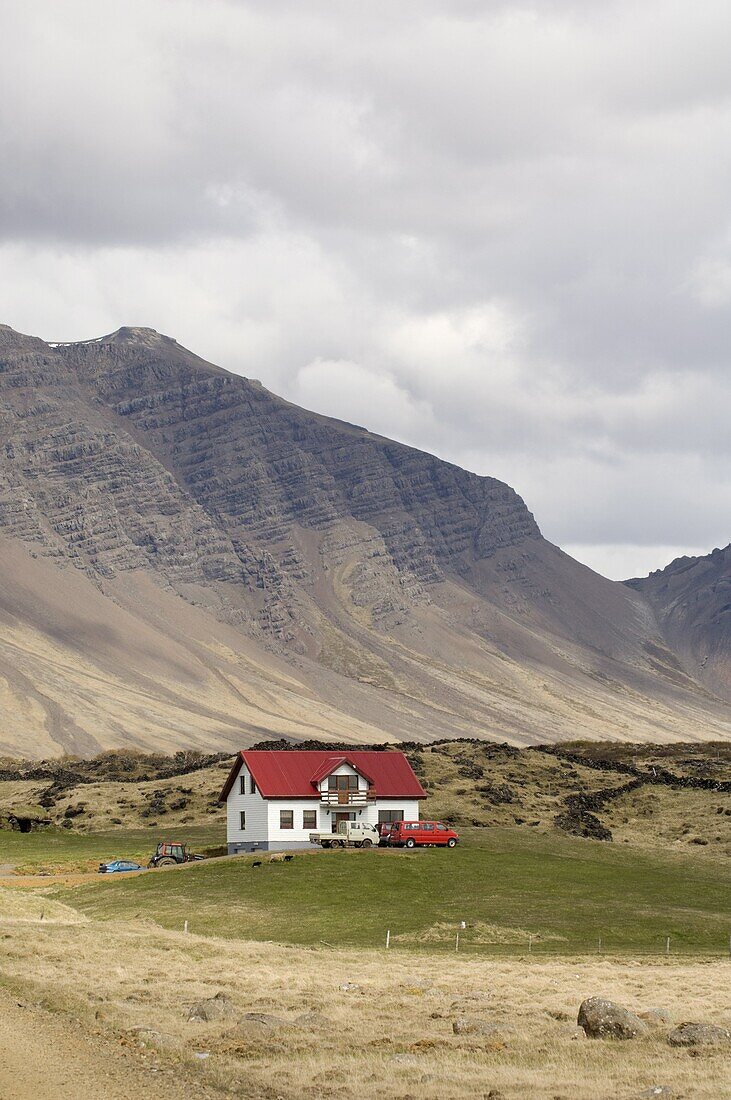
left=386, top=820, right=459, bottom=849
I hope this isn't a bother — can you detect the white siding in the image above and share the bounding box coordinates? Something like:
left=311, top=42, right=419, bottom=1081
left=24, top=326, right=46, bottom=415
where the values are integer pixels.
left=226, top=765, right=269, bottom=849
left=267, top=800, right=323, bottom=844
left=374, top=799, right=421, bottom=824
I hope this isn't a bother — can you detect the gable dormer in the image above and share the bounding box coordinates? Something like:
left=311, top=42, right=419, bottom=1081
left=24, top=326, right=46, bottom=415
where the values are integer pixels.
left=309, top=756, right=377, bottom=806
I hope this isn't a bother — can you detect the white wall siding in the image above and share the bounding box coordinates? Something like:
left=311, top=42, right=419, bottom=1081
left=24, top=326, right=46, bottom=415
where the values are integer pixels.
left=267, top=800, right=322, bottom=845
left=226, top=766, right=269, bottom=851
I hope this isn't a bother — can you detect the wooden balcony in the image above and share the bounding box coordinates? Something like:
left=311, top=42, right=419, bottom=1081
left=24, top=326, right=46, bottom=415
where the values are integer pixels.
left=320, top=788, right=376, bottom=806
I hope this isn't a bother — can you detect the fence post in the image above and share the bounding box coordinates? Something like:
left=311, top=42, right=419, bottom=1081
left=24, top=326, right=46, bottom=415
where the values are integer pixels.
left=455, top=931, right=460, bottom=952
left=386, top=929, right=390, bottom=949
left=184, top=920, right=189, bottom=934
left=665, top=936, right=670, bottom=955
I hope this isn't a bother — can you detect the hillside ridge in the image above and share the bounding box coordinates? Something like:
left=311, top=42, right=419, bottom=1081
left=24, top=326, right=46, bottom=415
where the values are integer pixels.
left=0, top=325, right=729, bottom=755
left=627, top=544, right=731, bottom=700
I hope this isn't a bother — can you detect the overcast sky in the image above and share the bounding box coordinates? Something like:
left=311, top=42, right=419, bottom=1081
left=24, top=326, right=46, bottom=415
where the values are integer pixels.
left=2, top=1, right=729, bottom=579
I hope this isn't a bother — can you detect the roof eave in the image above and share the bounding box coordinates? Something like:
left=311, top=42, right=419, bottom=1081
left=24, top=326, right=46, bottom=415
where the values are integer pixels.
left=218, top=751, right=246, bottom=802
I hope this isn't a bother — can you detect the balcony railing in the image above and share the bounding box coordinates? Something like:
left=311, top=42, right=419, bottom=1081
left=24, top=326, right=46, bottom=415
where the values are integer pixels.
left=320, top=788, right=376, bottom=806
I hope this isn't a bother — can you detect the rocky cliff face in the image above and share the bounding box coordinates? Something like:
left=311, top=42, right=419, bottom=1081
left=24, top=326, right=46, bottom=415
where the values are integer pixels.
left=0, top=325, right=539, bottom=640
left=0, top=324, right=728, bottom=756
left=627, top=546, right=731, bottom=701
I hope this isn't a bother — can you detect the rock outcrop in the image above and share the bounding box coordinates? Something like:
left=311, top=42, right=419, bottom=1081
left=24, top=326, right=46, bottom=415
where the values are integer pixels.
left=627, top=545, right=731, bottom=701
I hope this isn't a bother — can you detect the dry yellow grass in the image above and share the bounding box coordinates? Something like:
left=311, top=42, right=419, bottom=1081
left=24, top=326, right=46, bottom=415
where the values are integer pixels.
left=393, top=920, right=567, bottom=945
left=0, top=902, right=728, bottom=1099
left=605, top=785, right=731, bottom=855
left=0, top=885, right=86, bottom=923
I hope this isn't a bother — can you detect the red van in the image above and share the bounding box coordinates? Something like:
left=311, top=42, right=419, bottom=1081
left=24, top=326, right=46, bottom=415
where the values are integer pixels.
left=387, top=821, right=459, bottom=849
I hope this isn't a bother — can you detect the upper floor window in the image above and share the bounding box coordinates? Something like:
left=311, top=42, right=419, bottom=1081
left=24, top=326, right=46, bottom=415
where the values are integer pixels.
left=239, top=774, right=246, bottom=796
left=250, top=774, right=256, bottom=795
left=328, top=774, right=358, bottom=791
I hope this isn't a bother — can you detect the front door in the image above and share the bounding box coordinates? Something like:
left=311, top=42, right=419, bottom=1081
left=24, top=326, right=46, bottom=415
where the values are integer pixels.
left=332, top=812, right=354, bottom=833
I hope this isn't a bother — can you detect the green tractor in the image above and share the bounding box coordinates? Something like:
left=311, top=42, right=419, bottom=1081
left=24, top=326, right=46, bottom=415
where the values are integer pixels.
left=148, top=841, right=202, bottom=868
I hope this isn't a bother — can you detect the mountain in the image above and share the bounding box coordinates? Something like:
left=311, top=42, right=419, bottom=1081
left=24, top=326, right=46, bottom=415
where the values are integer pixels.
left=626, top=546, right=731, bottom=702
left=0, top=324, right=728, bottom=757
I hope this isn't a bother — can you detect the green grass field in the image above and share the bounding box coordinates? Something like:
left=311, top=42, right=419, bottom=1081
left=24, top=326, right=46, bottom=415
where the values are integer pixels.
left=55, top=827, right=731, bottom=956
left=0, top=824, right=224, bottom=873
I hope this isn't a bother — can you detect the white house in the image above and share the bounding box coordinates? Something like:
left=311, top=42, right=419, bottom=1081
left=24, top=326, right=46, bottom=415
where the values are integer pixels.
left=219, top=749, right=426, bottom=853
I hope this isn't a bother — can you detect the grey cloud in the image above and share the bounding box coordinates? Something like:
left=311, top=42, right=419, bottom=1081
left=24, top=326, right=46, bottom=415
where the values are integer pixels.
left=1, top=0, right=729, bottom=577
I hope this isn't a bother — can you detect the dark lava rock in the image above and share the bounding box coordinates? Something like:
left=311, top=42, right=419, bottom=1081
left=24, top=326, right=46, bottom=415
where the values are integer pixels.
left=666, top=1022, right=730, bottom=1047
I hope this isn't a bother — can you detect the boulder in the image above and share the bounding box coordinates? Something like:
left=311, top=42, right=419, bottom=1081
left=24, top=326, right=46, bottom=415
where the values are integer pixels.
left=233, top=1012, right=288, bottom=1032
left=126, top=1026, right=176, bottom=1049
left=577, top=997, right=648, bottom=1040
left=452, top=1018, right=514, bottom=1044
left=294, top=1011, right=330, bottom=1029
left=638, top=1009, right=673, bottom=1029
left=187, top=992, right=236, bottom=1023
left=565, top=1026, right=587, bottom=1041
left=667, top=1022, right=730, bottom=1047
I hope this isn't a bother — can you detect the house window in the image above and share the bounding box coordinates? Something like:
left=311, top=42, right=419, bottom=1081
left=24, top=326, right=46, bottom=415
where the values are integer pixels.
left=328, top=774, right=358, bottom=790
left=239, top=774, right=246, bottom=795
left=303, top=810, right=317, bottom=830
left=378, top=809, right=404, bottom=824
left=239, top=811, right=246, bottom=831
left=250, top=775, right=256, bottom=795
left=280, top=810, right=294, bottom=830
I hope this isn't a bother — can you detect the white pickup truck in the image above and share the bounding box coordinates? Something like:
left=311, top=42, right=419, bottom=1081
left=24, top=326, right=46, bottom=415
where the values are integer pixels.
left=309, top=821, right=379, bottom=848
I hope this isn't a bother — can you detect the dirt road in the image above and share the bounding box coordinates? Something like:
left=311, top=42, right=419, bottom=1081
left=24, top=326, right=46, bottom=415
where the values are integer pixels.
left=0, top=989, right=225, bottom=1100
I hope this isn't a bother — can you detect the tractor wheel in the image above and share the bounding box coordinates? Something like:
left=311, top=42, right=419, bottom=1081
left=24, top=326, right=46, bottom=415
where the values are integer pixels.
left=405, top=838, right=416, bottom=849
left=361, top=839, right=373, bottom=848
left=157, top=857, right=177, bottom=866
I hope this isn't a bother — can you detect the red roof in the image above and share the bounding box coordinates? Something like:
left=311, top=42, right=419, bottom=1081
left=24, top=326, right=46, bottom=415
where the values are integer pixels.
left=219, top=750, right=426, bottom=801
